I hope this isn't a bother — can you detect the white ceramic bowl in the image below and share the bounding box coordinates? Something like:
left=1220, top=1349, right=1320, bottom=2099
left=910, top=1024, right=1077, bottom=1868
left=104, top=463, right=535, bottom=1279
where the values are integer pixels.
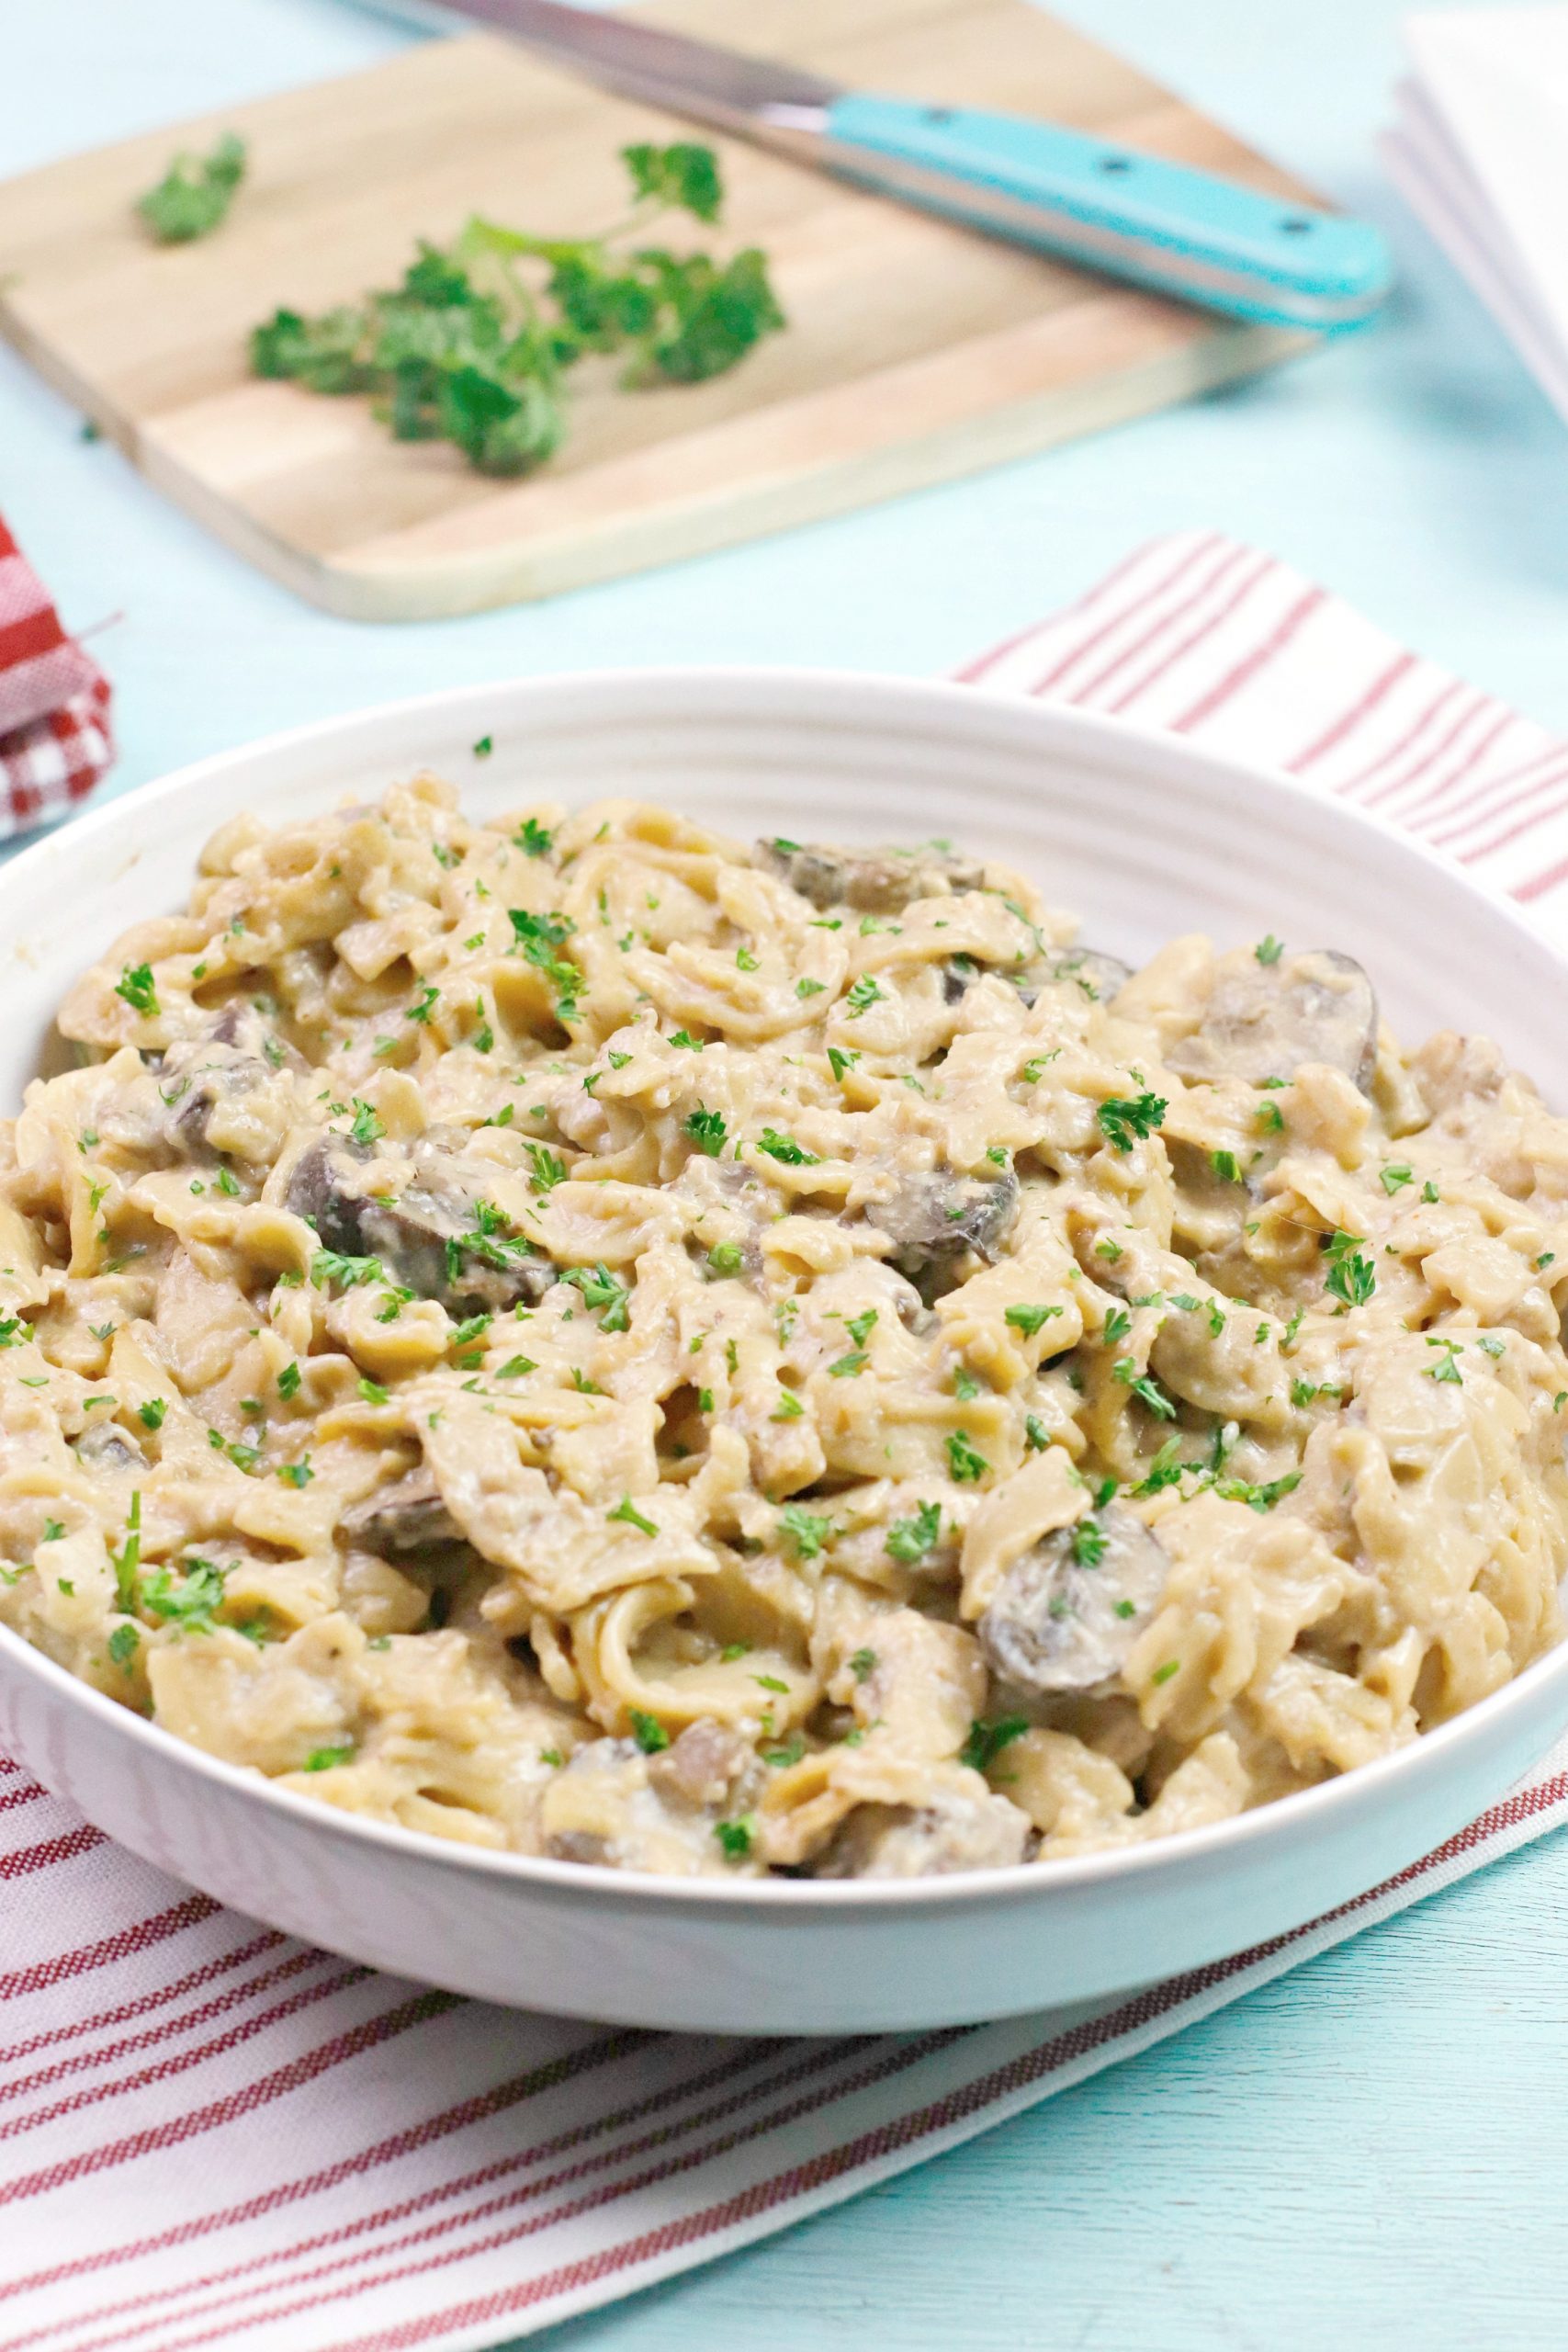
left=3, top=670, right=1566, bottom=2035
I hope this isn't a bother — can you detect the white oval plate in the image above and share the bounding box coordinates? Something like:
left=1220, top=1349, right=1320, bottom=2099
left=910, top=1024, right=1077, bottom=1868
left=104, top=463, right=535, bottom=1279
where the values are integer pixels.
left=2, top=670, right=1565, bottom=2035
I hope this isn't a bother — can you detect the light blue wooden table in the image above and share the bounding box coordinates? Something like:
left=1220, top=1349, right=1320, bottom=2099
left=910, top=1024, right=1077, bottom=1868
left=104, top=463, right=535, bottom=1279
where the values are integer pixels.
left=6, top=4, right=1568, bottom=2344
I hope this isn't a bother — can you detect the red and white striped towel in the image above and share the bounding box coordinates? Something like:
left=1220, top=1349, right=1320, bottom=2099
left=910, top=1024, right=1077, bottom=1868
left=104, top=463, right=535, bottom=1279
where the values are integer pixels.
left=961, top=530, right=1568, bottom=910
left=0, top=517, right=115, bottom=836
left=4, top=534, right=1568, bottom=2352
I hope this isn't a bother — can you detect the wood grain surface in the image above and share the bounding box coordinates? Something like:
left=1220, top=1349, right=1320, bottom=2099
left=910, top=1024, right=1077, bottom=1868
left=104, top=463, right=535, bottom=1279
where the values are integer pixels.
left=0, top=0, right=1314, bottom=619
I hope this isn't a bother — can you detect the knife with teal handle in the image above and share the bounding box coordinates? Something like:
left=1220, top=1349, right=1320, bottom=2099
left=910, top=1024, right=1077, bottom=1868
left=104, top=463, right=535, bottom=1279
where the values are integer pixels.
left=362, top=0, right=1394, bottom=331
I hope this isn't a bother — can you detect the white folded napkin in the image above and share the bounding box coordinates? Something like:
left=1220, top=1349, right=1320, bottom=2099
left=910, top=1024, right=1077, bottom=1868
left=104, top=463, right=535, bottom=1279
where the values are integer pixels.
left=4, top=535, right=1567, bottom=2352
left=1382, top=6, right=1568, bottom=427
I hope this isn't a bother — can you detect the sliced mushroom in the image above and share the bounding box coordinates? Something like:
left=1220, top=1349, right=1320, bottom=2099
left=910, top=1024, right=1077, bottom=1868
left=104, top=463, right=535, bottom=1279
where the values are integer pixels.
left=157, top=1005, right=302, bottom=1161
left=1038, top=948, right=1133, bottom=1006
left=286, top=1136, right=548, bottom=1314
left=866, top=1165, right=1019, bottom=1287
left=340, top=1466, right=463, bottom=1556
left=542, top=1734, right=764, bottom=1873
left=647, top=1717, right=755, bottom=1810
left=811, top=1787, right=1031, bottom=1877
left=758, top=838, right=986, bottom=913
left=979, top=1503, right=1170, bottom=1695
left=1169, top=948, right=1378, bottom=1091
left=73, top=1422, right=146, bottom=1472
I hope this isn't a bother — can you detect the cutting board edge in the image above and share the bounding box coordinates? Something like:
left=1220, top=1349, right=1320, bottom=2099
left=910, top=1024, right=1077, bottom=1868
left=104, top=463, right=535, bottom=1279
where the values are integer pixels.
left=124, top=322, right=1310, bottom=623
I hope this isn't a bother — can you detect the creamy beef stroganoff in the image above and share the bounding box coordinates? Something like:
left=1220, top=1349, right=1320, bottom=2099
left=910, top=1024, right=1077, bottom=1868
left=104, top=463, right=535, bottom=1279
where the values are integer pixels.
left=1, top=781, right=1564, bottom=1881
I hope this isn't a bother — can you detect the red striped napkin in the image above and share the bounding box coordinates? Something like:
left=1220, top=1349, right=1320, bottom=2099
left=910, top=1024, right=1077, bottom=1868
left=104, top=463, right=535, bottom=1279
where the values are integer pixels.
left=960, top=530, right=1568, bottom=910
left=0, top=518, right=115, bottom=835
left=4, top=533, right=1567, bottom=2352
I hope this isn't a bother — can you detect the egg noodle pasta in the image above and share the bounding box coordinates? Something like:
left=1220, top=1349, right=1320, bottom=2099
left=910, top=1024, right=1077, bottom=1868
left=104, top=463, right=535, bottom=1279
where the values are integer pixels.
left=0, top=780, right=1562, bottom=1878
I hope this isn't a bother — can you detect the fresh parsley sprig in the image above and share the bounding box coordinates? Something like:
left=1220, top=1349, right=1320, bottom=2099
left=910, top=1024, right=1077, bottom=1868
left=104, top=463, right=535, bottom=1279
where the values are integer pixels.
left=251, top=143, right=784, bottom=480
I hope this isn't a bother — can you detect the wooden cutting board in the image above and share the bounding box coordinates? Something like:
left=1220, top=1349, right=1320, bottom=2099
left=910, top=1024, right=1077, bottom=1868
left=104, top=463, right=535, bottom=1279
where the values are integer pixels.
left=0, top=0, right=1317, bottom=621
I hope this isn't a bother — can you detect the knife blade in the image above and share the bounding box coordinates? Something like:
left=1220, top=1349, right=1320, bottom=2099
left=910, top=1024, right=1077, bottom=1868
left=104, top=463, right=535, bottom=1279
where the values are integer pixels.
left=351, top=0, right=1393, bottom=330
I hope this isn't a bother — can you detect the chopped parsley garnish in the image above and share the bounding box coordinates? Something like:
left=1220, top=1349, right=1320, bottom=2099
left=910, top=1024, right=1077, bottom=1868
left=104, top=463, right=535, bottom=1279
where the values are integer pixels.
left=684, top=1105, right=728, bottom=1157
left=1111, top=1361, right=1178, bottom=1419
left=845, top=1308, right=878, bottom=1346
left=886, top=1499, right=941, bottom=1564
left=311, top=1249, right=384, bottom=1291
left=757, top=1126, right=818, bottom=1166
left=357, top=1376, right=389, bottom=1405
left=1257, top=1101, right=1285, bottom=1135
left=1215, top=1471, right=1303, bottom=1512
left=560, top=1261, right=630, bottom=1330
left=473, top=735, right=493, bottom=758
left=1133, top=1438, right=1185, bottom=1497
left=1070, top=1517, right=1108, bottom=1567
left=525, top=1143, right=570, bottom=1193
left=706, top=1241, right=743, bottom=1276
left=1426, top=1336, right=1464, bottom=1385
left=1150, top=1659, right=1180, bottom=1687
left=945, top=1429, right=988, bottom=1482
left=277, top=1362, right=301, bottom=1399
left=1024, top=1415, right=1050, bottom=1453
left=508, top=907, right=583, bottom=1018
left=404, top=985, right=441, bottom=1026
left=828, top=1046, right=859, bottom=1083
left=1211, top=1149, right=1242, bottom=1183
left=770, top=1389, right=804, bottom=1420
left=107, top=1623, right=141, bottom=1668
left=302, top=1743, right=355, bottom=1773
left=778, top=1503, right=831, bottom=1558
left=668, top=1030, right=704, bottom=1051
left=514, top=817, right=554, bottom=858
left=795, top=978, right=825, bottom=998
left=1380, top=1164, right=1414, bottom=1194
left=1255, top=934, right=1284, bottom=966
left=1005, top=1304, right=1061, bottom=1339
left=828, top=1350, right=867, bottom=1378
left=628, top=1707, right=669, bottom=1753
left=843, top=975, right=883, bottom=1017
left=714, top=1816, right=755, bottom=1860
left=277, top=1459, right=313, bottom=1487
left=1322, top=1230, right=1376, bottom=1308
left=138, top=1398, right=167, bottom=1430
left=847, top=1647, right=877, bottom=1684
left=1102, top=1307, right=1131, bottom=1345
left=141, top=1554, right=227, bottom=1634
left=1096, top=1091, right=1167, bottom=1153
left=109, top=1493, right=141, bottom=1615
left=607, top=1496, right=659, bottom=1536
left=959, top=1715, right=1030, bottom=1772
left=350, top=1099, right=386, bottom=1147
left=115, top=962, right=159, bottom=1017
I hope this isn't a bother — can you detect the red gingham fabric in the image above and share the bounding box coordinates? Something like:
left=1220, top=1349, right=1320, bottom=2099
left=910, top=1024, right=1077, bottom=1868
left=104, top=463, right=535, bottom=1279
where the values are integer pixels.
left=1, top=539, right=1566, bottom=2352
left=0, top=516, right=115, bottom=834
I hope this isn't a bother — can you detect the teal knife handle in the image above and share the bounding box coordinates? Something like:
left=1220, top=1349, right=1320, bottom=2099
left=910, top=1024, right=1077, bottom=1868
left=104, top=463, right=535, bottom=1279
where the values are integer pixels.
left=821, top=95, right=1393, bottom=329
